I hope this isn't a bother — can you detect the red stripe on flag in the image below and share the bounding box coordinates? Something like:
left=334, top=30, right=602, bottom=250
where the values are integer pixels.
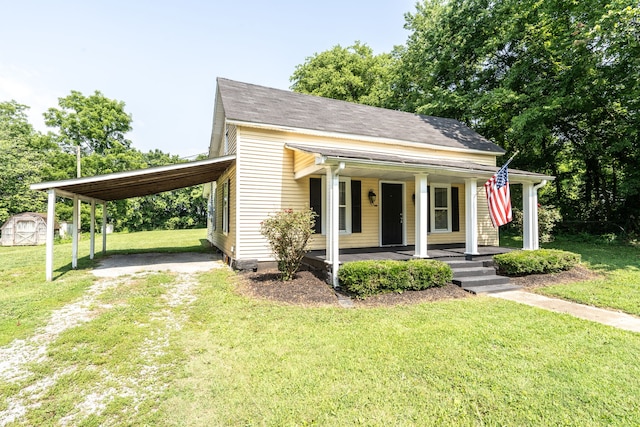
left=484, top=165, right=512, bottom=228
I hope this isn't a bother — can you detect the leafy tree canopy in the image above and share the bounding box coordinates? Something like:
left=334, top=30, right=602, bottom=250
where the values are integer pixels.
left=0, top=102, right=51, bottom=222
left=290, top=41, right=395, bottom=107
left=392, top=0, right=640, bottom=231
left=44, top=90, right=133, bottom=155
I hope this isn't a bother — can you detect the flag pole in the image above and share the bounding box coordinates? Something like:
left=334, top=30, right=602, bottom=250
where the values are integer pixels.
left=502, top=150, right=520, bottom=168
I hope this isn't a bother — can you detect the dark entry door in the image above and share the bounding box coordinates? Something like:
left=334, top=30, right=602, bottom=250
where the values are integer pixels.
left=381, top=183, right=403, bottom=245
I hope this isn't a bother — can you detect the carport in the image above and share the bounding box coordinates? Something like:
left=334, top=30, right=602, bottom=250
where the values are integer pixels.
left=30, top=155, right=235, bottom=281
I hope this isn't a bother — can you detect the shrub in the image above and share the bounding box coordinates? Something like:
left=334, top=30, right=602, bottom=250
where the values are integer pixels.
left=338, top=259, right=452, bottom=299
left=260, top=208, right=316, bottom=281
left=512, top=205, right=562, bottom=243
left=493, top=249, right=580, bottom=276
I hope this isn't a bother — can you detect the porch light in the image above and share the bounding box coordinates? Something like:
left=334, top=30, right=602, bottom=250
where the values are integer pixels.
left=368, top=189, right=377, bottom=205
left=412, top=193, right=415, bottom=205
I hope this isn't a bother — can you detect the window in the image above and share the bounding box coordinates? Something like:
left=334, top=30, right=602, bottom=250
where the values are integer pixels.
left=222, top=180, right=230, bottom=234
left=431, top=185, right=451, bottom=232
left=209, top=182, right=217, bottom=231
left=309, top=177, right=360, bottom=235
left=338, top=180, right=349, bottom=232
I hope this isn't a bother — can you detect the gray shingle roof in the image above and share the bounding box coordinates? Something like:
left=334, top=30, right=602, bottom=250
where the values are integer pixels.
left=216, top=78, right=506, bottom=154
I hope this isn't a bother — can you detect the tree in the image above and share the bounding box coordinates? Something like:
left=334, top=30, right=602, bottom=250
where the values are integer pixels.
left=44, top=90, right=133, bottom=178
left=0, top=102, right=51, bottom=223
left=393, top=0, right=640, bottom=233
left=290, top=41, right=395, bottom=107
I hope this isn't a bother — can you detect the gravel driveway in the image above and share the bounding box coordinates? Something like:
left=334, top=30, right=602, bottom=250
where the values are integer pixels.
left=0, top=252, right=225, bottom=426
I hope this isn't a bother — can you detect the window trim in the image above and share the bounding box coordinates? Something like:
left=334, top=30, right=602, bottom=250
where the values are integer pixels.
left=430, top=184, right=452, bottom=233
left=209, top=182, right=217, bottom=231
left=222, top=179, right=230, bottom=234
left=319, top=176, right=352, bottom=235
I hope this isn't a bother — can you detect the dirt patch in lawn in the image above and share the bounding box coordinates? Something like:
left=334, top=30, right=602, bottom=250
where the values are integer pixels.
left=237, top=266, right=600, bottom=307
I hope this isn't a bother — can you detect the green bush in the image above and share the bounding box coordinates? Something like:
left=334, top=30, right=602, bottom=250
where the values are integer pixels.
left=260, top=208, right=316, bottom=281
left=338, top=259, right=452, bottom=299
left=493, top=249, right=580, bottom=276
left=512, top=205, right=562, bottom=243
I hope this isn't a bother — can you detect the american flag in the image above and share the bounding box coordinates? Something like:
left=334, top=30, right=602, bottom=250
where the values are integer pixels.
left=485, top=162, right=512, bottom=227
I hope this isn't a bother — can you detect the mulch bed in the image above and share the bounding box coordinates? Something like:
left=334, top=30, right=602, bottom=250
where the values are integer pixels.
left=236, top=265, right=601, bottom=308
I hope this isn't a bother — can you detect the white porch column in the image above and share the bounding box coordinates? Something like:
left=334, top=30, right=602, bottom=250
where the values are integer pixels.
left=465, top=178, right=479, bottom=258
left=90, top=199, right=96, bottom=260
left=414, top=174, right=429, bottom=258
left=102, top=202, right=107, bottom=254
left=522, top=182, right=535, bottom=250
left=326, top=163, right=344, bottom=288
left=523, top=181, right=547, bottom=250
left=72, top=195, right=79, bottom=269
left=45, top=189, right=56, bottom=281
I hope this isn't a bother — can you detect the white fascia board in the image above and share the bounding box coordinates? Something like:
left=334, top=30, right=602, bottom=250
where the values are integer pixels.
left=320, top=156, right=555, bottom=182
left=225, top=119, right=503, bottom=158
left=30, top=155, right=237, bottom=191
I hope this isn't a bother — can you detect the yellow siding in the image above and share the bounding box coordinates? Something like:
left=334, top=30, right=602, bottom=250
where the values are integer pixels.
left=308, top=176, right=380, bottom=250
left=209, top=164, right=236, bottom=257
left=236, top=129, right=307, bottom=261
left=227, top=124, right=237, bottom=155
left=277, top=130, right=498, bottom=166
left=215, top=124, right=238, bottom=157
left=293, top=150, right=316, bottom=173
left=225, top=126, right=499, bottom=261
left=478, top=186, right=499, bottom=245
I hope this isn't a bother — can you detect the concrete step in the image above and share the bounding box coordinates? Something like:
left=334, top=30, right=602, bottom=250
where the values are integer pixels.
left=453, top=275, right=511, bottom=287
left=444, top=260, right=484, bottom=269
left=464, top=283, right=523, bottom=294
left=453, top=267, right=497, bottom=279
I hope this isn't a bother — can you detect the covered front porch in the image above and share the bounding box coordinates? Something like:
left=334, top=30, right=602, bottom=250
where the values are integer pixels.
left=288, top=143, right=554, bottom=288
left=305, top=244, right=513, bottom=267
left=304, top=245, right=520, bottom=294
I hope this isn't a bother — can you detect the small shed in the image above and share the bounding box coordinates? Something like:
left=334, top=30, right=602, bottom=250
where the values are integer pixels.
left=0, top=213, right=58, bottom=246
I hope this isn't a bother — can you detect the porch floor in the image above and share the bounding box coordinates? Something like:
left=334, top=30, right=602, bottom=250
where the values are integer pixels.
left=305, top=245, right=514, bottom=265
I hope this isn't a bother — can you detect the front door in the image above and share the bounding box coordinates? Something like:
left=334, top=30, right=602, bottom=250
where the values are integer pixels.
left=381, top=183, right=403, bottom=245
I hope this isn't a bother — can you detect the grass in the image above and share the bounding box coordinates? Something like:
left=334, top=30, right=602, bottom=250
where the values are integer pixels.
left=159, top=271, right=640, bottom=426
left=0, top=228, right=209, bottom=346
left=1, top=229, right=640, bottom=425
left=501, top=232, right=640, bottom=316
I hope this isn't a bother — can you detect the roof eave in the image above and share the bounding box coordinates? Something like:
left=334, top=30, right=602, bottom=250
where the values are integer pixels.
left=227, top=119, right=505, bottom=157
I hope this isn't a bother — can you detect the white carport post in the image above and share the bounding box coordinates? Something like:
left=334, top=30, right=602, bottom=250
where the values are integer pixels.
left=72, top=195, right=79, bottom=269
left=522, top=180, right=548, bottom=250
left=90, top=199, right=96, bottom=259
left=414, top=174, right=429, bottom=258
left=464, top=178, right=479, bottom=258
left=102, top=202, right=107, bottom=254
left=326, top=163, right=344, bottom=288
left=45, top=189, right=56, bottom=281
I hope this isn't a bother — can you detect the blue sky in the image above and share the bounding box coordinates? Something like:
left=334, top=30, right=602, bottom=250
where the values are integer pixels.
left=0, top=0, right=414, bottom=158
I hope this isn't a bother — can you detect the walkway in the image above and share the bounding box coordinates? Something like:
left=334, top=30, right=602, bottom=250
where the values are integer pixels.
left=491, top=290, right=640, bottom=333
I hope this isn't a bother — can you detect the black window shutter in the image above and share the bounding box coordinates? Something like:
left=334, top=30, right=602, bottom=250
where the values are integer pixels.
left=427, top=186, right=431, bottom=233
left=351, top=180, right=362, bottom=233
left=451, top=186, right=460, bottom=232
left=309, top=178, right=322, bottom=234
left=227, top=179, right=231, bottom=232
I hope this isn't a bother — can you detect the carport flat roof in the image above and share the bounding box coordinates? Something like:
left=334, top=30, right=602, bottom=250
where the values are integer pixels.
left=31, top=155, right=235, bottom=201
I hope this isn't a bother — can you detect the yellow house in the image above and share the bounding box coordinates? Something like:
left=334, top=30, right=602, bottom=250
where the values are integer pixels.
left=205, top=78, right=553, bottom=286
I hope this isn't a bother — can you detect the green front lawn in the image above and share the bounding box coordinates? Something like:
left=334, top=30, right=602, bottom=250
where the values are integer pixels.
left=1, top=229, right=639, bottom=425
left=159, top=270, right=640, bottom=426
left=502, top=233, right=640, bottom=316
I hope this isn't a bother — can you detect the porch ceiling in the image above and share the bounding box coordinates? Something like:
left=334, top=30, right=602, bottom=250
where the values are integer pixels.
left=286, top=143, right=554, bottom=183
left=31, top=155, right=236, bottom=201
